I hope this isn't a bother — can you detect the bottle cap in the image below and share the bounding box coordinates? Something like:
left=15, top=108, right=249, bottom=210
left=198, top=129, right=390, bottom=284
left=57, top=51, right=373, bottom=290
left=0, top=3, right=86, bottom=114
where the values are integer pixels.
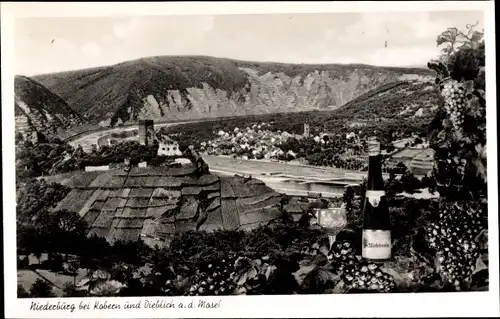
left=367, top=136, right=380, bottom=156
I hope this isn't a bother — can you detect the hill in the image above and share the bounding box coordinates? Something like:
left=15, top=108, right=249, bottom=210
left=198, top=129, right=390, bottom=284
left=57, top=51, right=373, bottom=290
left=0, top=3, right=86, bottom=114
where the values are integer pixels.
left=30, top=55, right=435, bottom=128
left=161, top=79, right=443, bottom=152
left=14, top=75, right=85, bottom=140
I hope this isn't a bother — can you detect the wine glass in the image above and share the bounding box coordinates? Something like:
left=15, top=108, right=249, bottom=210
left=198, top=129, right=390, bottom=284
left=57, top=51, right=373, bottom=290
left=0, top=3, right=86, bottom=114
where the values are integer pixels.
left=316, top=204, right=348, bottom=250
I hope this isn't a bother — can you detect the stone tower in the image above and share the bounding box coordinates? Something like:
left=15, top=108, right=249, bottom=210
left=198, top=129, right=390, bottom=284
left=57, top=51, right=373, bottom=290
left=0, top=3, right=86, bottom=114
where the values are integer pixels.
left=138, top=119, right=155, bottom=145
left=303, top=122, right=310, bottom=138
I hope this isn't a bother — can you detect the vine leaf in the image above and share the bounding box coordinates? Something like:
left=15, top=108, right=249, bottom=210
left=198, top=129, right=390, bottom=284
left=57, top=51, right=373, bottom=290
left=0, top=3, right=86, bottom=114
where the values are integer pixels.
left=325, top=279, right=348, bottom=294
left=463, top=80, right=476, bottom=93
left=470, top=31, right=484, bottom=48
left=427, top=62, right=449, bottom=79
left=292, top=257, right=321, bottom=287
left=247, top=268, right=259, bottom=280
left=300, top=268, right=341, bottom=293
left=237, top=271, right=248, bottom=286
left=264, top=265, right=277, bottom=280
left=250, top=258, right=262, bottom=268
left=472, top=157, right=487, bottom=180
left=437, top=28, right=459, bottom=46
left=474, top=229, right=488, bottom=251
left=174, top=274, right=192, bottom=294
left=473, top=253, right=488, bottom=275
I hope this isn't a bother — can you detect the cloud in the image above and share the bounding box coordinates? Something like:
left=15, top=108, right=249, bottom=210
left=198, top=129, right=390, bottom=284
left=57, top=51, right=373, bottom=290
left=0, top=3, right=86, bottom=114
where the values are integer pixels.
left=81, top=42, right=101, bottom=57
left=363, top=46, right=442, bottom=67
left=112, top=18, right=141, bottom=39
left=13, top=12, right=484, bottom=75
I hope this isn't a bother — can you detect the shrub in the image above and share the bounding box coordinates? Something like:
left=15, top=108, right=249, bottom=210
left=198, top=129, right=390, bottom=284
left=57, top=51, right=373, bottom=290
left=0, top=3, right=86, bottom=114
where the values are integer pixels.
left=29, top=279, right=55, bottom=298
left=18, top=284, right=30, bottom=298
left=17, top=256, right=30, bottom=270
left=62, top=282, right=87, bottom=297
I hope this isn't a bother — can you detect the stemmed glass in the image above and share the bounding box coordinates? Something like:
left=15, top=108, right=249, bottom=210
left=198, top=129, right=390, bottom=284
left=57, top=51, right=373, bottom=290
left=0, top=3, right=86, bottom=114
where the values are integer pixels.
left=315, top=204, right=348, bottom=250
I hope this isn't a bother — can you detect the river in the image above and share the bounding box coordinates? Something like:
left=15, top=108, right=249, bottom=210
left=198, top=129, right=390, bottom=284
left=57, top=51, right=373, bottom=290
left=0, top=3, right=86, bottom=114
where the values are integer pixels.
left=68, top=122, right=382, bottom=198
left=202, top=155, right=369, bottom=197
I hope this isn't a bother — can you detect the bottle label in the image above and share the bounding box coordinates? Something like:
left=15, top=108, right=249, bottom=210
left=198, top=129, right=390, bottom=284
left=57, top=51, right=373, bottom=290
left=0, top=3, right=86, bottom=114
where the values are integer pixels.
left=367, top=138, right=380, bottom=156
left=362, top=230, right=391, bottom=259
left=365, top=190, right=385, bottom=207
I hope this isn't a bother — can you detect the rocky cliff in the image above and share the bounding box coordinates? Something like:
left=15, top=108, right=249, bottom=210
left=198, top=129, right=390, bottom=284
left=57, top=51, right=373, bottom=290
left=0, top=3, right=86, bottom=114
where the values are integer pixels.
left=14, top=75, right=85, bottom=141
left=29, top=56, right=434, bottom=128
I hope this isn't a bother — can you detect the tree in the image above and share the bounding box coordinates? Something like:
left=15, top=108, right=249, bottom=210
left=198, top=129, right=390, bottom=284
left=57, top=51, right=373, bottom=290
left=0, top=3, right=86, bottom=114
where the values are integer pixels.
left=50, top=210, right=89, bottom=257
left=385, top=143, right=396, bottom=153
left=64, top=259, right=81, bottom=285
left=18, top=284, right=30, bottom=298
left=29, top=279, right=55, bottom=298
left=15, top=132, right=24, bottom=144
left=400, top=170, right=421, bottom=194
left=385, top=170, right=403, bottom=197
left=342, top=186, right=355, bottom=214
left=62, top=282, right=87, bottom=297
left=394, top=162, right=408, bottom=175
left=278, top=195, right=292, bottom=223
left=17, top=256, right=30, bottom=270
left=17, top=224, right=46, bottom=264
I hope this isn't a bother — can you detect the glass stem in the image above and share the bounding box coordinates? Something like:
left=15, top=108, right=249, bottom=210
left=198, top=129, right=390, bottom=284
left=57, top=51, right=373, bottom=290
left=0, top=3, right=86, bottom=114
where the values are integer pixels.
left=328, top=234, right=336, bottom=250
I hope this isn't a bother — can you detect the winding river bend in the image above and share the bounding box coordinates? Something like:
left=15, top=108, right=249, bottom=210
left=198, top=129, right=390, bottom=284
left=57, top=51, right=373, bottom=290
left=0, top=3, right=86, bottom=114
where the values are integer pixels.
left=68, top=121, right=373, bottom=198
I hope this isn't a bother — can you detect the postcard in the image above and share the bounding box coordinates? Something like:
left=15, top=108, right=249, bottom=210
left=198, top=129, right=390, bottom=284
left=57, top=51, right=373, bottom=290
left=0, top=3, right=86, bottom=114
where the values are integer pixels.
left=2, top=1, right=498, bottom=318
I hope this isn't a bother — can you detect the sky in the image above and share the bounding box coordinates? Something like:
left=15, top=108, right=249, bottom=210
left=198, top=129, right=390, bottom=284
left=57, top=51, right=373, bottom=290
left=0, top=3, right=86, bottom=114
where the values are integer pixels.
left=14, top=11, right=484, bottom=76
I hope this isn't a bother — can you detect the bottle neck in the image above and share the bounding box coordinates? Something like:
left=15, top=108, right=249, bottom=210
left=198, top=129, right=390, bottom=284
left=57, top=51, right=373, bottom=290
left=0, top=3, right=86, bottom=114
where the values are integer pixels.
left=367, top=154, right=384, bottom=188
left=368, top=154, right=381, bottom=170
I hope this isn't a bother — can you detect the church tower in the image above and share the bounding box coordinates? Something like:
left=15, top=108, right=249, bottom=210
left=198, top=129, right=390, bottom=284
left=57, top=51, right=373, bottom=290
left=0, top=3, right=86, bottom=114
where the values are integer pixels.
left=303, top=122, right=310, bottom=138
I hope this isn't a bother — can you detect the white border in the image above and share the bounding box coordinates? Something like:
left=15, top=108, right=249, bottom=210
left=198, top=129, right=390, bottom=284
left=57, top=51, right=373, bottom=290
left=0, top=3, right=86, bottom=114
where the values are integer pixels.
left=2, top=2, right=498, bottom=318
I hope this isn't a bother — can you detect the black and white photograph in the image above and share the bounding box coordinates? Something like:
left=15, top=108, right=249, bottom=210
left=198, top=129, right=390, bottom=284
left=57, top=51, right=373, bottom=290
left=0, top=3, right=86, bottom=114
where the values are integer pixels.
left=2, top=1, right=498, bottom=318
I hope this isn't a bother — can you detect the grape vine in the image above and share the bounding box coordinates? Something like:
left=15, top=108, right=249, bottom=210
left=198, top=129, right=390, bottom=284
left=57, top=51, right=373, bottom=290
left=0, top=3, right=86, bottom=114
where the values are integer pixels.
left=425, top=23, right=488, bottom=291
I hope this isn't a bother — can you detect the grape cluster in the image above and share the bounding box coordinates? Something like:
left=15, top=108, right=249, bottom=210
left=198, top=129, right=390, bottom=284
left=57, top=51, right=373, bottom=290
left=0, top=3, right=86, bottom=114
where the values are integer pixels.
left=436, top=237, right=479, bottom=289
left=426, top=202, right=487, bottom=290
left=328, top=241, right=358, bottom=273
left=328, top=241, right=396, bottom=293
left=441, top=79, right=467, bottom=129
left=186, top=256, right=237, bottom=296
left=349, top=263, right=396, bottom=292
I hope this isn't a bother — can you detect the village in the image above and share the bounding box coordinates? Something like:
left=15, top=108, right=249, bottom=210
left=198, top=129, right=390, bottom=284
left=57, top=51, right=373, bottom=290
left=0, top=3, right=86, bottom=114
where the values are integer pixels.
left=195, top=121, right=435, bottom=176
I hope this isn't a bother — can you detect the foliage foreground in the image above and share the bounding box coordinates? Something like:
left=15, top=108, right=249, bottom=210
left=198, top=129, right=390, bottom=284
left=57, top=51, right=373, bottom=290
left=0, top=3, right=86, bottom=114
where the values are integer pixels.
left=18, top=193, right=488, bottom=298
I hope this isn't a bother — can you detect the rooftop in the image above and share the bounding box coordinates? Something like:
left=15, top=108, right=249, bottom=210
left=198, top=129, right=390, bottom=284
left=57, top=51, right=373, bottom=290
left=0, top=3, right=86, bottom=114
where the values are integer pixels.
left=46, top=166, right=298, bottom=248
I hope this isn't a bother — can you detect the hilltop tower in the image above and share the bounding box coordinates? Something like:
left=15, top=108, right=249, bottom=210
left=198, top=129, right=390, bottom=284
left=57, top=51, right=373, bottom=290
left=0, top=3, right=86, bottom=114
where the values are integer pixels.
left=139, top=119, right=155, bottom=145
left=303, top=122, right=310, bottom=138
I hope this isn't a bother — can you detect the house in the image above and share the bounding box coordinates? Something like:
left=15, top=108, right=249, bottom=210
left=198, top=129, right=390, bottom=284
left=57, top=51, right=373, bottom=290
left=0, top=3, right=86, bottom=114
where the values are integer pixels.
left=85, top=165, right=110, bottom=172
left=392, top=138, right=415, bottom=149
left=15, top=114, right=38, bottom=143
left=157, top=135, right=183, bottom=157
left=174, top=158, right=192, bottom=166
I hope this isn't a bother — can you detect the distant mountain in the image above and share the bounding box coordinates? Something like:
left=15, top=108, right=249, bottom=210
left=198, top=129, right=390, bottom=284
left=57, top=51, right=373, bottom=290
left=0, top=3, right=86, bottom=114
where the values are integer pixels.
left=158, top=79, right=443, bottom=152
left=14, top=75, right=85, bottom=141
left=336, top=79, right=442, bottom=121
left=30, top=55, right=435, bottom=128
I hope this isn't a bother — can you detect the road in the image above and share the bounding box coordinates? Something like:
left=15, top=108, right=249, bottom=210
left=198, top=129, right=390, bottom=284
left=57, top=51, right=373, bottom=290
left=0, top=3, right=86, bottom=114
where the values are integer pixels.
left=68, top=121, right=193, bottom=148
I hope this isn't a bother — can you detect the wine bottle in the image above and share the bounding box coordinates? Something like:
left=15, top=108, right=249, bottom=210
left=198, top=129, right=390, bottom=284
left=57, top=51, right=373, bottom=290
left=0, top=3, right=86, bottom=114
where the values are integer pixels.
left=362, top=136, right=392, bottom=262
